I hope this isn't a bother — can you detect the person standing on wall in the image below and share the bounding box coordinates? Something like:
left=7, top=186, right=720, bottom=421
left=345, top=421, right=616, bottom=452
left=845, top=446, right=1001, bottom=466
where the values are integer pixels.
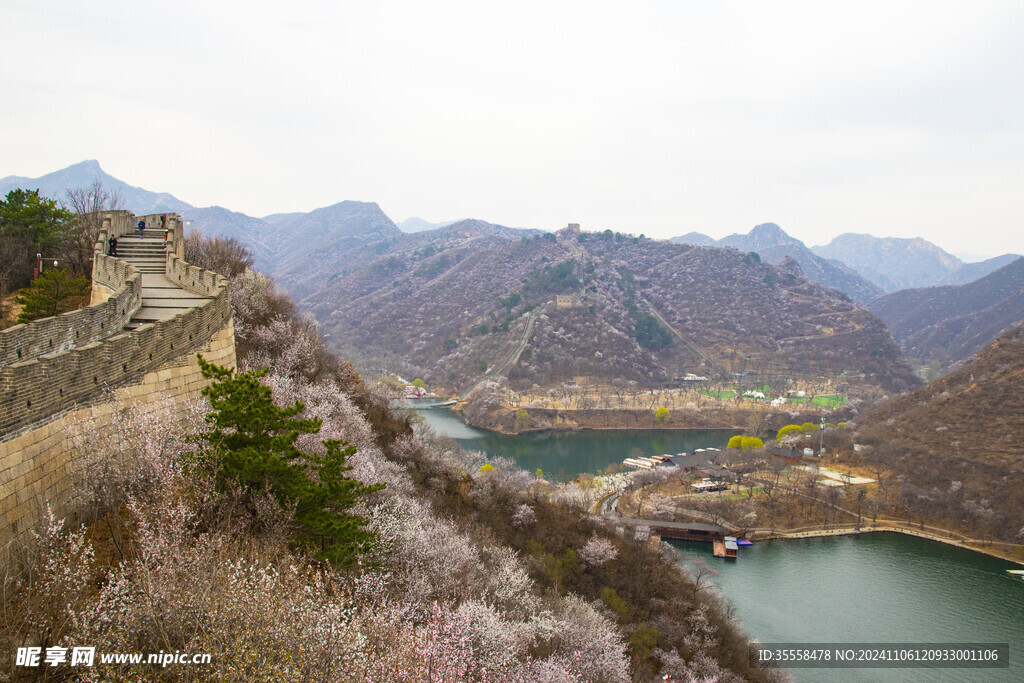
left=108, top=235, right=117, bottom=256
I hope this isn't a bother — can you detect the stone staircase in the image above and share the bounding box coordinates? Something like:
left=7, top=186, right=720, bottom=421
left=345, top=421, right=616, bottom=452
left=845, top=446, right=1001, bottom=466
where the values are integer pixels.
left=114, top=229, right=167, bottom=273
left=114, top=229, right=213, bottom=331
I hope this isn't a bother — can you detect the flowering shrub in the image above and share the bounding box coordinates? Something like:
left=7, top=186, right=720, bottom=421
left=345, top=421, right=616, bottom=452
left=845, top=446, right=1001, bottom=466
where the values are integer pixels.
left=579, top=535, right=619, bottom=567
left=2, top=250, right=767, bottom=682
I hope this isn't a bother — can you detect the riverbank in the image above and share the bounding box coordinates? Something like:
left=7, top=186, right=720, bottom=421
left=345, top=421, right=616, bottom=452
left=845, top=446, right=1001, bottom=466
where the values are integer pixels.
left=422, top=402, right=1024, bottom=566
left=748, top=523, right=1024, bottom=565
left=457, top=403, right=826, bottom=434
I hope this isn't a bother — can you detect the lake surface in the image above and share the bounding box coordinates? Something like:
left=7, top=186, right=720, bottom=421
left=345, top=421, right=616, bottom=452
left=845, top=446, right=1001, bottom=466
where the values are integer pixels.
left=408, top=402, right=736, bottom=481
left=409, top=402, right=1024, bottom=682
left=672, top=533, right=1024, bottom=682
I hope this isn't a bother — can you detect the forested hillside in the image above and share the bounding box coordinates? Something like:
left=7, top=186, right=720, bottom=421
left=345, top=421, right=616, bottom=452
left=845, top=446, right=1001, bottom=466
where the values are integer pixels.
left=854, top=325, right=1024, bottom=543
left=296, top=225, right=919, bottom=394
left=867, top=257, right=1024, bottom=372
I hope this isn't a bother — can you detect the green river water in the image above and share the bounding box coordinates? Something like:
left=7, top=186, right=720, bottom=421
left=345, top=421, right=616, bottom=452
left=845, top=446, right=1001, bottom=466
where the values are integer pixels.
left=414, top=403, right=736, bottom=480
left=412, top=404, right=1024, bottom=682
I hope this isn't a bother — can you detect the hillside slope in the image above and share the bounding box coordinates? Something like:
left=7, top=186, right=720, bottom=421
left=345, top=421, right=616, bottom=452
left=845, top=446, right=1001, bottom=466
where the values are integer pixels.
left=867, top=257, right=1024, bottom=369
left=856, top=326, right=1024, bottom=541
left=299, top=226, right=919, bottom=394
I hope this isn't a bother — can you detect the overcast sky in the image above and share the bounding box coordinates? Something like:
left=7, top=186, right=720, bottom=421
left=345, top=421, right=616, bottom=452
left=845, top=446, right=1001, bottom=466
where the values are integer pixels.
left=2, top=0, right=1022, bottom=257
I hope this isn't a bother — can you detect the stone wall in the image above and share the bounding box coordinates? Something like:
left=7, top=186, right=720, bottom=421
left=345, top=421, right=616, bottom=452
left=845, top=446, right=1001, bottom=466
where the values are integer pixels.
left=0, top=212, right=229, bottom=436
left=0, top=214, right=143, bottom=368
left=0, top=318, right=235, bottom=550
left=0, top=209, right=236, bottom=555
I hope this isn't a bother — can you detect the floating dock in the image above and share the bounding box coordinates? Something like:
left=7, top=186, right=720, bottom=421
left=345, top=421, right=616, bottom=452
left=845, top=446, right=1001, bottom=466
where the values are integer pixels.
left=713, top=536, right=739, bottom=558
left=623, top=454, right=674, bottom=470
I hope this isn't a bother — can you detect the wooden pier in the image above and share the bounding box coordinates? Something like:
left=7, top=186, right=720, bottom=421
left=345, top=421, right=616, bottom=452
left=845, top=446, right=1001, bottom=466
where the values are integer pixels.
left=616, top=518, right=742, bottom=559
left=616, top=518, right=730, bottom=542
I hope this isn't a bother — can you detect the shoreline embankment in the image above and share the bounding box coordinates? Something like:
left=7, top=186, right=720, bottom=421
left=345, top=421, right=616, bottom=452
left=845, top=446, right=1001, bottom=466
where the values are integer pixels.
left=456, top=404, right=828, bottom=434
left=747, top=523, right=1024, bottom=566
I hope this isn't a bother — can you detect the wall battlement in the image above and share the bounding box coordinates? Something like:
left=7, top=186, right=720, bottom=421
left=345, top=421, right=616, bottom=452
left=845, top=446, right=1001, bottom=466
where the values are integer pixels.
left=0, top=214, right=144, bottom=368
left=1, top=210, right=236, bottom=553
left=0, top=211, right=229, bottom=437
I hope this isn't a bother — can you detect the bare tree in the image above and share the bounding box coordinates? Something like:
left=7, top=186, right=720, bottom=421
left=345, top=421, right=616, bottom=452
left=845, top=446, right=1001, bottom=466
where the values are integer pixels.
left=864, top=451, right=891, bottom=502
left=63, top=180, right=123, bottom=277
left=801, top=466, right=821, bottom=516
left=855, top=487, right=867, bottom=528
left=744, top=411, right=766, bottom=438
left=686, top=557, right=720, bottom=593
left=759, top=459, right=785, bottom=531
left=184, top=230, right=254, bottom=277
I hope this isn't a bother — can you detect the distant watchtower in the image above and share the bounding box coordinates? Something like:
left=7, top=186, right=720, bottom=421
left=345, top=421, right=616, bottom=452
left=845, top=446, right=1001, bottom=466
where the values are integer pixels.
left=556, top=294, right=574, bottom=308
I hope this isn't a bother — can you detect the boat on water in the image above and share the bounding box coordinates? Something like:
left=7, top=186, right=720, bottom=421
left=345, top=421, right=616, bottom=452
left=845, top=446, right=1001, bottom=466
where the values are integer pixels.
left=737, top=539, right=753, bottom=546
left=1008, top=570, right=1024, bottom=579
left=713, top=536, right=739, bottom=559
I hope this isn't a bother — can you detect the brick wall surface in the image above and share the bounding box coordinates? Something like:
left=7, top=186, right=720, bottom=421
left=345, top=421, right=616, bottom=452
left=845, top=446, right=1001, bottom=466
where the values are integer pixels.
left=0, top=318, right=236, bottom=551
left=0, top=220, right=143, bottom=367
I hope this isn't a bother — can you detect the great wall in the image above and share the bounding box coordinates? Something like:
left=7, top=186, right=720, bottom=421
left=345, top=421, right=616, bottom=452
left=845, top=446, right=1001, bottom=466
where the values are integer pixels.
left=0, top=211, right=236, bottom=554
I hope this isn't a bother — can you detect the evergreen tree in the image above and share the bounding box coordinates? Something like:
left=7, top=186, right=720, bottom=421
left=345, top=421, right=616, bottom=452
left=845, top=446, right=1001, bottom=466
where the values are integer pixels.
left=196, top=355, right=383, bottom=565
left=0, top=189, right=74, bottom=291
left=15, top=268, right=90, bottom=323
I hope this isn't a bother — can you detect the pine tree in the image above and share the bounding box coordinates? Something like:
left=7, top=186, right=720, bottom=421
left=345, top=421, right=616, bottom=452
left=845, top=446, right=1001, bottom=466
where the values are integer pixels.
left=15, top=268, right=90, bottom=323
left=196, top=355, right=384, bottom=565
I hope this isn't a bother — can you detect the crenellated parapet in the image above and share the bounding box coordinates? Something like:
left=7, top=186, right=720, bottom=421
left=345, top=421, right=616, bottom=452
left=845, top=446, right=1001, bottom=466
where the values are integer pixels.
left=0, top=210, right=232, bottom=438
left=0, top=214, right=144, bottom=368
left=1, top=209, right=236, bottom=553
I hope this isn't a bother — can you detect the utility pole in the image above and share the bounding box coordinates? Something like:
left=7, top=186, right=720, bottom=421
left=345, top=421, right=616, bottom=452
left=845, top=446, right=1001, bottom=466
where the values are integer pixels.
left=819, top=416, right=825, bottom=456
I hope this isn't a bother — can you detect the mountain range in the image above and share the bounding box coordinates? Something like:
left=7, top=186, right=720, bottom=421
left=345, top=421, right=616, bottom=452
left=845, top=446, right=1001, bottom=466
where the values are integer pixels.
left=297, top=224, right=920, bottom=393
left=671, top=224, right=1019, bottom=302
left=5, top=161, right=1022, bottom=387
left=715, top=223, right=884, bottom=304
left=866, top=256, right=1024, bottom=372
left=812, top=233, right=1020, bottom=293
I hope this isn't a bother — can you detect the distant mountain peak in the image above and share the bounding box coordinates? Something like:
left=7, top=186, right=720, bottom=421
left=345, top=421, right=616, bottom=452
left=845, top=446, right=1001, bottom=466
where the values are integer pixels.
left=714, top=223, right=882, bottom=302
left=0, top=159, right=194, bottom=215
left=812, top=233, right=967, bottom=293
left=749, top=222, right=792, bottom=241
left=720, top=222, right=803, bottom=251
left=669, top=231, right=716, bottom=247
left=69, top=159, right=102, bottom=171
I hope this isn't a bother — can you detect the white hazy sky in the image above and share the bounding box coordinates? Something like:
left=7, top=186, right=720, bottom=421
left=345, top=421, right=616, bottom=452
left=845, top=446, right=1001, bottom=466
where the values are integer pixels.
left=2, top=0, right=1023, bottom=257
